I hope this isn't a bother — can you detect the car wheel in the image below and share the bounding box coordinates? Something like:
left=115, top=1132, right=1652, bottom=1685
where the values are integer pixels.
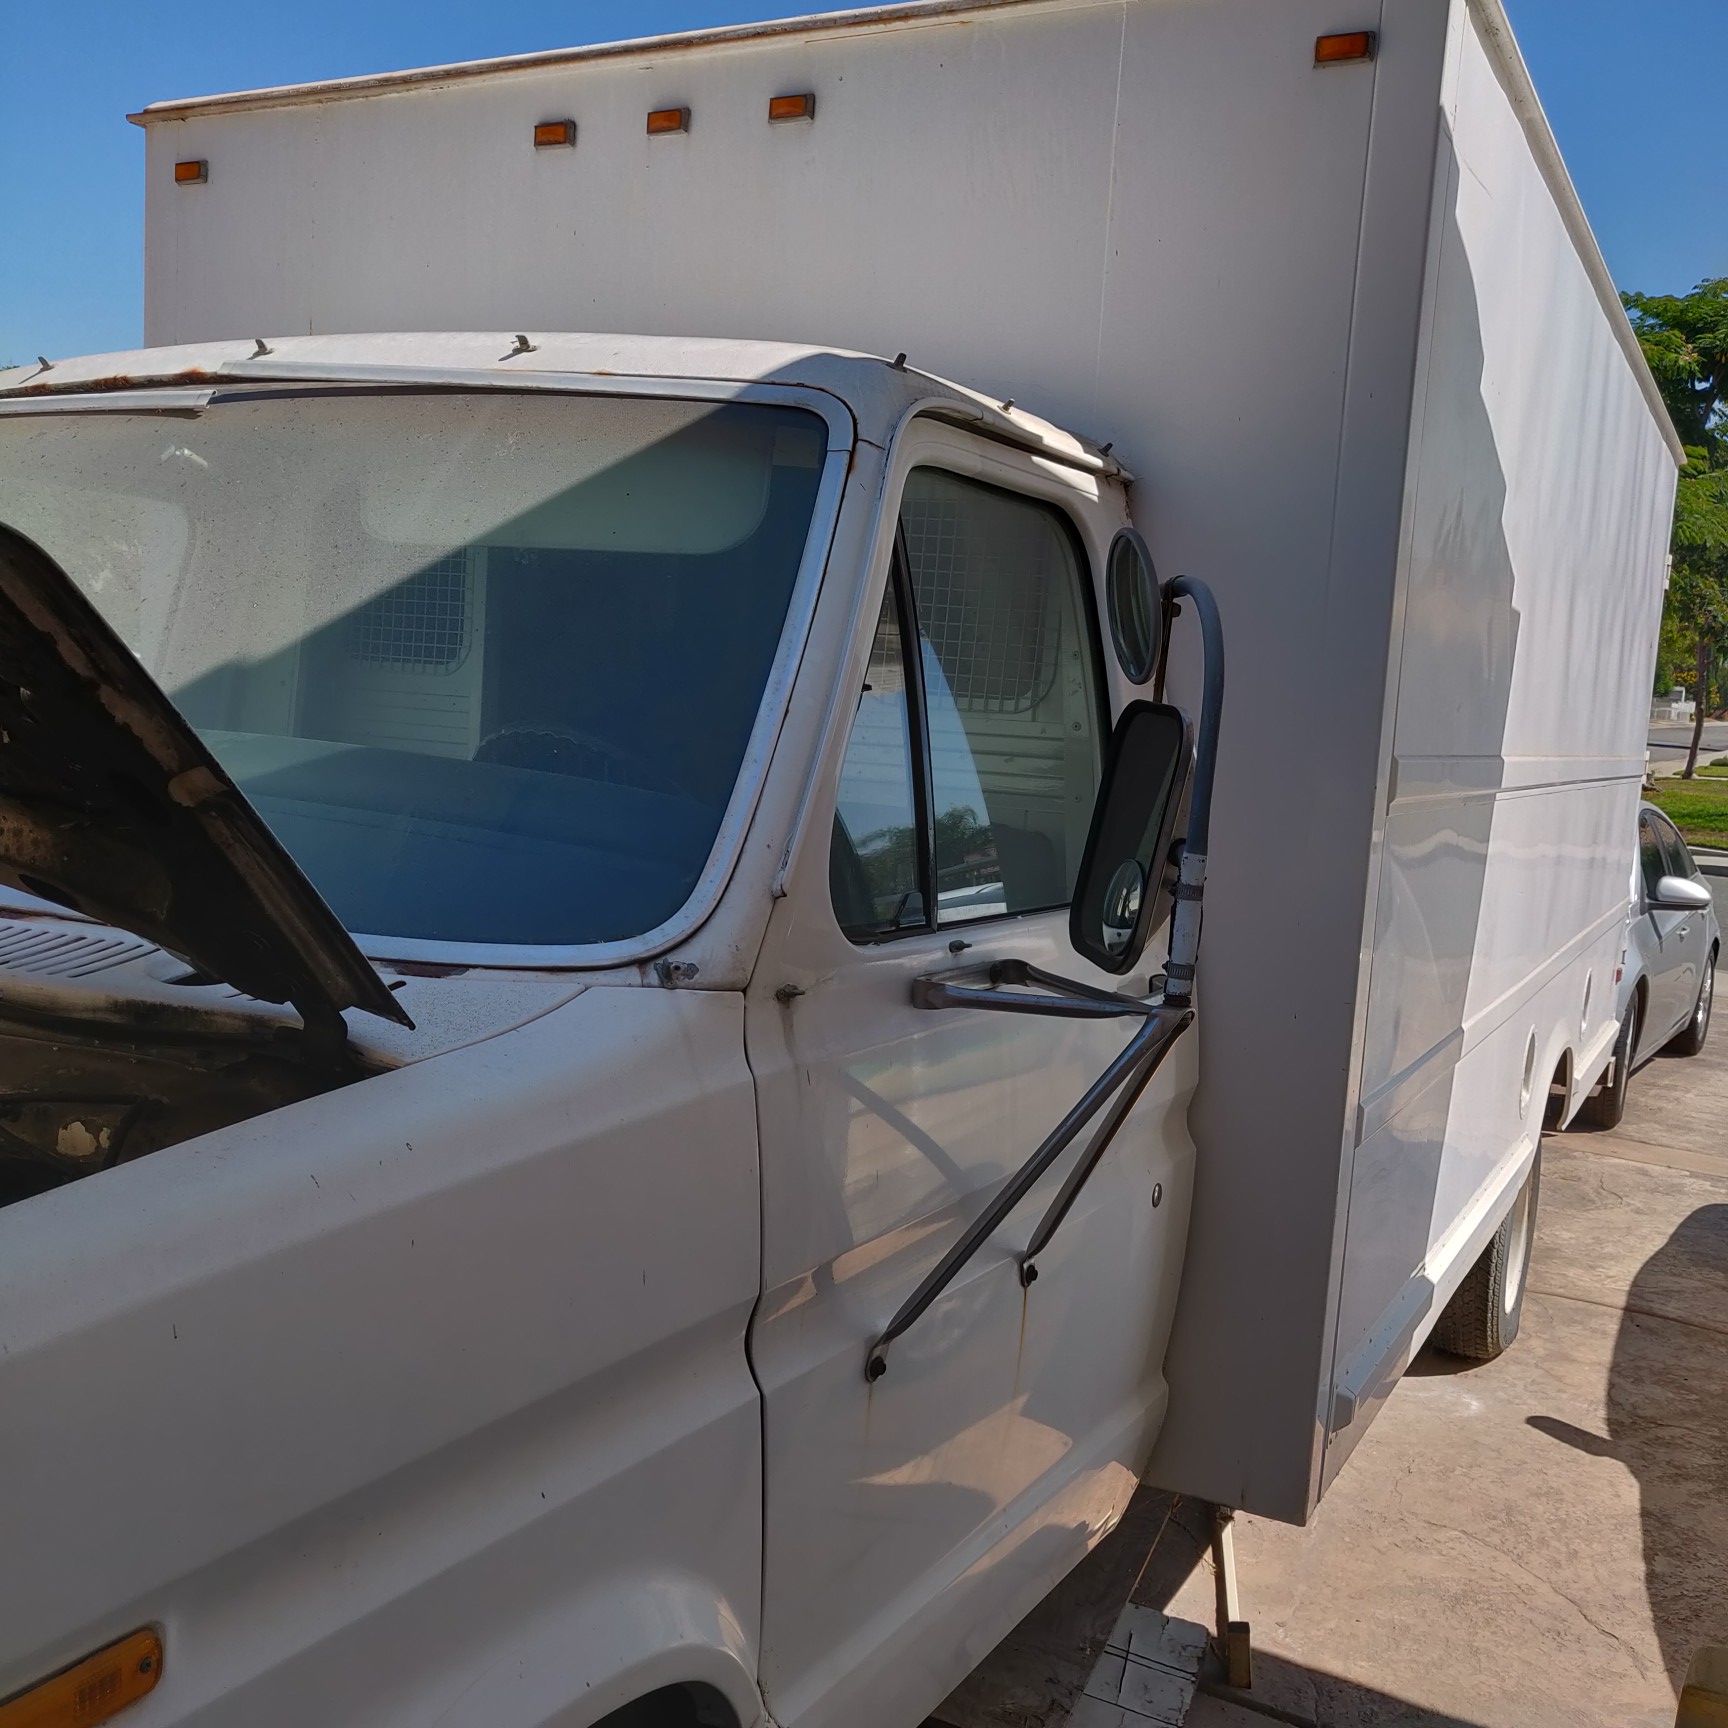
left=1669, top=955, right=1715, bottom=1058
left=1576, top=1000, right=1638, bottom=1129
left=1431, top=1151, right=1540, bottom=1362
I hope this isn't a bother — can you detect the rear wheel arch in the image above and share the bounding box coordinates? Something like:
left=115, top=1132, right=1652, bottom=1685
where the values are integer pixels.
left=1543, top=1048, right=1574, bottom=1130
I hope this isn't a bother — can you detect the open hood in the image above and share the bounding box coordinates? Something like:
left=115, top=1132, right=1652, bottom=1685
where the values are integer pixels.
left=0, top=523, right=410, bottom=1041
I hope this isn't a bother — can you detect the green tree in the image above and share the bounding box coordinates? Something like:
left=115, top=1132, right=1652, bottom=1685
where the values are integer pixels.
left=1623, top=278, right=1728, bottom=776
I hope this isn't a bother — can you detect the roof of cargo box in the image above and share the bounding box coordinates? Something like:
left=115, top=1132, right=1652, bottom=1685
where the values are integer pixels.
left=0, top=331, right=1124, bottom=476
left=123, top=0, right=1683, bottom=466
left=125, top=2, right=1040, bottom=124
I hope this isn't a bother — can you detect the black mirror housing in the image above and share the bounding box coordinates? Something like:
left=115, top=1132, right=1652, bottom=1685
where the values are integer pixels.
left=1069, top=700, right=1194, bottom=974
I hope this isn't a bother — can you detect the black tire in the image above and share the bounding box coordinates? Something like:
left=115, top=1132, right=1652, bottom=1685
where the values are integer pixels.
left=1431, top=1151, right=1540, bottom=1362
left=1576, top=1000, right=1638, bottom=1129
left=1668, top=955, right=1715, bottom=1058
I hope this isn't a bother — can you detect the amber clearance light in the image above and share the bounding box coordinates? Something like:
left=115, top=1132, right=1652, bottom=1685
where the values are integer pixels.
left=647, top=106, right=690, bottom=136
left=173, top=159, right=208, bottom=185
left=1314, top=30, right=1376, bottom=65
left=0, top=1629, right=162, bottom=1728
left=532, top=119, right=577, bottom=149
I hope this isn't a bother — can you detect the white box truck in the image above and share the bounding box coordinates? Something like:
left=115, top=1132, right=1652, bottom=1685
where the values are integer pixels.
left=0, top=1, right=1680, bottom=1724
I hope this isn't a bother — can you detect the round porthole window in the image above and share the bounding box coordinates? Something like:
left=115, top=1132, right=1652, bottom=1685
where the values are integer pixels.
left=1106, top=527, right=1163, bottom=686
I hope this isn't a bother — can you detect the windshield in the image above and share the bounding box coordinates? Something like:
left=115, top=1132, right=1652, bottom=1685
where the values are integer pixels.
left=0, top=389, right=829, bottom=947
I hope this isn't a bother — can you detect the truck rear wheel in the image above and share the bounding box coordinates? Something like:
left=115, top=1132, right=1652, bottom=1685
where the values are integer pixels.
left=1430, top=1153, right=1539, bottom=1362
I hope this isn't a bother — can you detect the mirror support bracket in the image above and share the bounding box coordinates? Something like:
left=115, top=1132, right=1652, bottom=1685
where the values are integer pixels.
left=911, top=956, right=1153, bottom=1020
left=867, top=983, right=1192, bottom=1380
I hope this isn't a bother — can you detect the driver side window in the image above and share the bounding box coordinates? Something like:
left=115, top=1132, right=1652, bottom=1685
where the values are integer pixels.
left=831, top=469, right=1104, bottom=942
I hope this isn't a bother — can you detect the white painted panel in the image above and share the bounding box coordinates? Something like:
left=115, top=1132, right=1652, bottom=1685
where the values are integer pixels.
left=0, top=989, right=765, bottom=1727
left=1330, top=1, right=1676, bottom=1456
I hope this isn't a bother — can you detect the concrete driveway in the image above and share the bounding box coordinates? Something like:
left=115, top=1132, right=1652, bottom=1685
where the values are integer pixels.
left=1173, top=958, right=1728, bottom=1727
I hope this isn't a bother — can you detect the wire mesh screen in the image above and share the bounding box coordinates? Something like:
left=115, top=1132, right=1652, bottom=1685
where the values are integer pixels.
left=348, top=550, right=471, bottom=673
left=901, top=494, right=1059, bottom=715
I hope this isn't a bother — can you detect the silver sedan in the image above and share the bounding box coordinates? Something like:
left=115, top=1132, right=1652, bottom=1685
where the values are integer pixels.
left=1578, top=803, right=1720, bottom=1129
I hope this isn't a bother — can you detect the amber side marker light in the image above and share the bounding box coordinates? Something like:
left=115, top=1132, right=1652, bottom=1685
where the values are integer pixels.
left=0, top=1629, right=162, bottom=1728
left=173, top=159, right=208, bottom=185
left=647, top=106, right=690, bottom=136
left=1315, top=30, right=1376, bottom=64
left=768, top=92, right=816, bottom=123
left=533, top=119, right=577, bottom=149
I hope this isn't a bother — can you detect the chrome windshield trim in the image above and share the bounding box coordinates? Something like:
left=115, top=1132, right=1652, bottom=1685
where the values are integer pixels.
left=0, top=388, right=216, bottom=417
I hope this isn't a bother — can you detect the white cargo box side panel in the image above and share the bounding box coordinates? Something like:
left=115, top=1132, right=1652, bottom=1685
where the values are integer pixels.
left=1322, top=1, right=1676, bottom=1474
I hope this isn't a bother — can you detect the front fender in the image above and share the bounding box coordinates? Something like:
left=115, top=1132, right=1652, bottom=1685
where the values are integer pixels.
left=432, top=1570, right=766, bottom=1728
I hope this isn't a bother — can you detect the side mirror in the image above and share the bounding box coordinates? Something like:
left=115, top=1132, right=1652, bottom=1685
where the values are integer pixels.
left=1070, top=701, right=1193, bottom=974
left=1653, top=874, right=1713, bottom=912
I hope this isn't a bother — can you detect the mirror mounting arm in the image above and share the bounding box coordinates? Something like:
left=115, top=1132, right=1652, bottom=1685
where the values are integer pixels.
left=868, top=993, right=1193, bottom=1381
left=1161, top=574, right=1224, bottom=1009
left=911, top=956, right=1153, bottom=1020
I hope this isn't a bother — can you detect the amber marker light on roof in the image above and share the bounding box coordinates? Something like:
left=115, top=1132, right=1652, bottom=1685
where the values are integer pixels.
left=647, top=107, right=690, bottom=136
left=1314, top=31, right=1376, bottom=64
left=174, top=159, right=208, bottom=184
left=768, top=92, right=816, bottom=123
left=533, top=119, right=577, bottom=149
left=0, top=1629, right=163, bottom=1728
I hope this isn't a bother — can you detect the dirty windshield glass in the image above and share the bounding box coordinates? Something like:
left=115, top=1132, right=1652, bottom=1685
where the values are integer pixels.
left=0, top=391, right=828, bottom=946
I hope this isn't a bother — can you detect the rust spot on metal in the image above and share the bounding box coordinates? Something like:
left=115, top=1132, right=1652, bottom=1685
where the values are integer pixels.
left=2, top=368, right=218, bottom=400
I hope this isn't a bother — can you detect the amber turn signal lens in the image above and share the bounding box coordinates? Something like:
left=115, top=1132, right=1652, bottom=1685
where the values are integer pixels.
left=1314, top=30, right=1376, bottom=64
left=532, top=119, right=577, bottom=149
left=646, top=106, right=689, bottom=135
left=768, top=92, right=815, bottom=123
left=173, top=159, right=208, bottom=184
left=0, top=1629, right=163, bottom=1727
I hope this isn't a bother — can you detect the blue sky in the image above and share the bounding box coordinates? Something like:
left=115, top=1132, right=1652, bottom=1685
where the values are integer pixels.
left=3, top=0, right=1724, bottom=360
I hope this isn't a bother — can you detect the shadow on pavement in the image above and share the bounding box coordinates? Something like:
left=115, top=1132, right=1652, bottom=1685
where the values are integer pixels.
left=1528, top=1202, right=1728, bottom=1694
left=934, top=1488, right=1492, bottom=1726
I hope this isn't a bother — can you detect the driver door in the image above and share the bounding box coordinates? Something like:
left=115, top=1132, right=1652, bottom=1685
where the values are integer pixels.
left=746, top=426, right=1197, bottom=1728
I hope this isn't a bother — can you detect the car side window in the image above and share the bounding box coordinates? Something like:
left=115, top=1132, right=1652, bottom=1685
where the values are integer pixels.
left=1653, top=815, right=1699, bottom=882
left=828, top=468, right=1105, bottom=942
left=900, top=469, right=1103, bottom=926
left=1638, top=818, right=1667, bottom=901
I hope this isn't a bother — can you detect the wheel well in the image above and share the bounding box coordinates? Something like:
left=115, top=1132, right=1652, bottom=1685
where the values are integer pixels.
left=593, top=1684, right=739, bottom=1728
left=1544, top=1050, right=1573, bottom=1130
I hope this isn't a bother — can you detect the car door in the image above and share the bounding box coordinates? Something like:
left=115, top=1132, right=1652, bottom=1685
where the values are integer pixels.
left=746, top=424, right=1198, bottom=1728
left=1653, top=812, right=1709, bottom=1025
left=1637, top=811, right=1696, bottom=1046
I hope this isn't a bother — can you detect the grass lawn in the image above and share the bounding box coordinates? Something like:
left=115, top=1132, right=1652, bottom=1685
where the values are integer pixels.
left=1648, top=773, right=1728, bottom=850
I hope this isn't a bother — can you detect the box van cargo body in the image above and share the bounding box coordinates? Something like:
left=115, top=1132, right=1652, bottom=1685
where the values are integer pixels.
left=0, top=1, right=1678, bottom=1724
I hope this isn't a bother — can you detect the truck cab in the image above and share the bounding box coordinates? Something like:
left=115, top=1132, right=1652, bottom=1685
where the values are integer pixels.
left=0, top=333, right=1203, bottom=1728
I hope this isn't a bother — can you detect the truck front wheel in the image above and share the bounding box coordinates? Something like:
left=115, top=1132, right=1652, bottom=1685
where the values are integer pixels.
left=1430, top=1153, right=1540, bottom=1362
